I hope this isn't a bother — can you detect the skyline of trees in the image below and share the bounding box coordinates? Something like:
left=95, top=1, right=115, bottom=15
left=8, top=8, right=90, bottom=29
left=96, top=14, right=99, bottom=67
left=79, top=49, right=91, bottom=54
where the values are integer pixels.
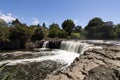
left=0, top=17, right=120, bottom=49
left=0, top=17, right=120, bottom=40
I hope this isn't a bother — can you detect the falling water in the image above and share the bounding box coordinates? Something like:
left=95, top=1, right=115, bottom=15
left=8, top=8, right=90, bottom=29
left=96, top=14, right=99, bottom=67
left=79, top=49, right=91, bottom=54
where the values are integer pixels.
left=60, top=41, right=102, bottom=55
left=42, top=41, right=49, bottom=48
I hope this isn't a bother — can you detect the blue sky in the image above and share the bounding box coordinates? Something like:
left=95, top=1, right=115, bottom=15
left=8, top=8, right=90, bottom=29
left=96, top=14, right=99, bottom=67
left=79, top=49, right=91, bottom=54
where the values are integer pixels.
left=0, top=0, right=120, bottom=27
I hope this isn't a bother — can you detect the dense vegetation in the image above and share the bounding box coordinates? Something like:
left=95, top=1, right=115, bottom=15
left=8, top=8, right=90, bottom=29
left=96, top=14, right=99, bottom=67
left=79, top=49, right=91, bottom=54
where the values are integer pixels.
left=0, top=17, right=120, bottom=49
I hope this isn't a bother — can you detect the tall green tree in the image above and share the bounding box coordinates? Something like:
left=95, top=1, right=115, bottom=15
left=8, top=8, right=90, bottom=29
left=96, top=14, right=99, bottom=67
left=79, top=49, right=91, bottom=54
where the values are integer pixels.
left=9, top=19, right=30, bottom=49
left=85, top=17, right=105, bottom=39
left=101, top=22, right=117, bottom=39
left=115, top=24, right=120, bottom=39
left=62, top=19, right=75, bottom=36
left=41, top=23, right=49, bottom=37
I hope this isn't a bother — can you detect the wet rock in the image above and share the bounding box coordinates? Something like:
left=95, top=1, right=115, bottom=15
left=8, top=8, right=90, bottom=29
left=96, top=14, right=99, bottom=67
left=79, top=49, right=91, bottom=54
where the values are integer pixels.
left=35, top=40, right=45, bottom=48
left=35, top=40, right=62, bottom=49
left=49, top=40, right=61, bottom=49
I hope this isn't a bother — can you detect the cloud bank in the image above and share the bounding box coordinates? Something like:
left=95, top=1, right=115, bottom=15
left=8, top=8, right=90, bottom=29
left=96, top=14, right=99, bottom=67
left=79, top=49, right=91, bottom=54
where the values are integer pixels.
left=0, top=12, right=16, bottom=23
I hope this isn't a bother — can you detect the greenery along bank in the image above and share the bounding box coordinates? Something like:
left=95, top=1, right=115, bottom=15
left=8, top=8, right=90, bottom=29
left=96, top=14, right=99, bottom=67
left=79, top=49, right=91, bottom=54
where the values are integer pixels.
left=0, top=17, right=120, bottom=50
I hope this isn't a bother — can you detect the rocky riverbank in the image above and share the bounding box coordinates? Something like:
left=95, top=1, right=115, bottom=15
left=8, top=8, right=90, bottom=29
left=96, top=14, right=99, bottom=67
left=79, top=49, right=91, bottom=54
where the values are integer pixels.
left=45, top=46, right=120, bottom=80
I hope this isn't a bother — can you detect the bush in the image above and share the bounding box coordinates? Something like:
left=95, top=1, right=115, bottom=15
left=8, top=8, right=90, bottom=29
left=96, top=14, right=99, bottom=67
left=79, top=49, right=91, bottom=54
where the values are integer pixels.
left=70, top=32, right=81, bottom=39
left=58, top=30, right=68, bottom=38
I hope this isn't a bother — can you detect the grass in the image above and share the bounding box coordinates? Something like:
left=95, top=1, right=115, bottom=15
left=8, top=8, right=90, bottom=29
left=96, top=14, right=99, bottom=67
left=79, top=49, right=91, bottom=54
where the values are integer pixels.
left=0, top=63, right=17, bottom=80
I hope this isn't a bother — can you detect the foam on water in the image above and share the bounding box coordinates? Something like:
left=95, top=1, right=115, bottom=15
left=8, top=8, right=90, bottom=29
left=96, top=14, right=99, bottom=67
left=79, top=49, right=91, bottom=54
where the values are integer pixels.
left=0, top=40, right=103, bottom=66
left=0, top=49, right=79, bottom=66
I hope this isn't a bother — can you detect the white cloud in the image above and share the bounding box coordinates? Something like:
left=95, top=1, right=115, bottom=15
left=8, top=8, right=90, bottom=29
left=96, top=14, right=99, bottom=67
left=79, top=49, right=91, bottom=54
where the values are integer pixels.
left=0, top=12, right=16, bottom=23
left=32, top=17, right=39, bottom=25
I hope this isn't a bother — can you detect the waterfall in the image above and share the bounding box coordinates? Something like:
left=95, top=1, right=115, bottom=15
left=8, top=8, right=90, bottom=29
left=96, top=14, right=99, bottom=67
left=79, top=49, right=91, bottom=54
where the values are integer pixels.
left=42, top=41, right=49, bottom=48
left=42, top=40, right=102, bottom=54
left=60, top=41, right=102, bottom=54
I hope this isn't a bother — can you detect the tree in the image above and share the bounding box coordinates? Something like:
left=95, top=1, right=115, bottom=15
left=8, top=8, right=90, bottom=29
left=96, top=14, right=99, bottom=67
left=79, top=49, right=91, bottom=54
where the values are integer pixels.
left=73, top=26, right=82, bottom=33
left=70, top=32, right=81, bottom=39
left=0, top=19, right=9, bottom=42
left=73, top=26, right=85, bottom=39
left=58, top=30, right=68, bottom=38
left=11, top=19, right=23, bottom=27
left=85, top=17, right=105, bottom=39
left=42, top=23, right=46, bottom=28
left=62, top=19, right=75, bottom=36
left=41, top=23, right=49, bottom=37
left=31, top=25, right=44, bottom=41
left=99, top=21, right=117, bottom=39
left=115, top=24, right=120, bottom=39
left=48, top=23, right=60, bottom=38
left=9, top=19, right=30, bottom=49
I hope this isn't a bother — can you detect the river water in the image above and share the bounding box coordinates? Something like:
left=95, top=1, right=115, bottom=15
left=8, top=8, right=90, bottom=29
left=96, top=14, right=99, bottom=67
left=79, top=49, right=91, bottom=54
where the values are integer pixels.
left=0, top=40, right=119, bottom=80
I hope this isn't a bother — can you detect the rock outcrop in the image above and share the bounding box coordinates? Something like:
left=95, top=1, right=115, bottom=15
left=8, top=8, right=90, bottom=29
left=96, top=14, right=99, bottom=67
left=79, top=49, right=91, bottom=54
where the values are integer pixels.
left=84, top=65, right=120, bottom=80
left=45, top=46, right=120, bottom=80
left=35, top=40, right=62, bottom=49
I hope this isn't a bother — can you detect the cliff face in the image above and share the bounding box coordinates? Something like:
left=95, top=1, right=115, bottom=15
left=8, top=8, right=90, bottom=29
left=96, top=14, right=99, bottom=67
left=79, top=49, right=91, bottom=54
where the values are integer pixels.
left=45, top=46, right=120, bottom=80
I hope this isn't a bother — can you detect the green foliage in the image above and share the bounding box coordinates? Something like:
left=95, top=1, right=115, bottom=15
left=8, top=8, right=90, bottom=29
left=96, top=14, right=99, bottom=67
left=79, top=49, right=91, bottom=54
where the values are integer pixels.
left=48, top=23, right=61, bottom=38
left=110, top=31, right=118, bottom=39
left=73, top=26, right=85, bottom=39
left=9, top=25, right=30, bottom=48
left=0, top=64, right=7, bottom=73
left=84, top=18, right=120, bottom=39
left=31, top=25, right=44, bottom=41
left=87, top=17, right=104, bottom=26
left=85, top=17, right=105, bottom=39
left=62, top=19, right=75, bottom=36
left=58, top=30, right=68, bottom=38
left=115, top=24, right=120, bottom=38
left=100, top=25, right=114, bottom=39
left=0, top=19, right=9, bottom=42
left=11, top=19, right=23, bottom=27
left=73, top=26, right=82, bottom=33
left=1, top=17, right=120, bottom=50
left=0, top=63, right=17, bottom=80
left=42, top=23, right=49, bottom=37
left=70, top=32, right=81, bottom=39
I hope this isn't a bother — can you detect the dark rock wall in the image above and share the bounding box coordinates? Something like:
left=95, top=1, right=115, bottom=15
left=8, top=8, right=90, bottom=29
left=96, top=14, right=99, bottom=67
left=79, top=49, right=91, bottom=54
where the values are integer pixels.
left=35, top=40, right=62, bottom=49
left=35, top=41, right=45, bottom=48
left=48, top=40, right=61, bottom=49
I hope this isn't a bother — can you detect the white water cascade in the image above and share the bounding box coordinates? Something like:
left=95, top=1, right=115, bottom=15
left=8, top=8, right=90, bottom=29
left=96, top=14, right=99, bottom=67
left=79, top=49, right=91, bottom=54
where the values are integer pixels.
left=42, top=41, right=49, bottom=48
left=60, top=41, right=102, bottom=55
left=0, top=40, right=102, bottom=66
